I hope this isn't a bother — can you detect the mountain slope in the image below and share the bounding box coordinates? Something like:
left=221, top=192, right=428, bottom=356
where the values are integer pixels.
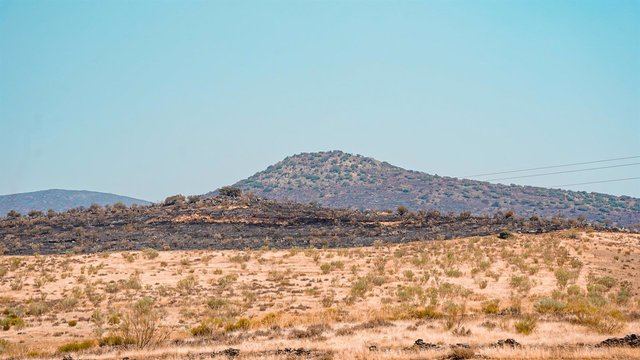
left=221, top=151, right=639, bottom=228
left=0, top=189, right=151, bottom=215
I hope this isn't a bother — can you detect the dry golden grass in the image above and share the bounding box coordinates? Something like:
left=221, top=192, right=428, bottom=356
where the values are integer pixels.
left=0, top=230, right=639, bottom=359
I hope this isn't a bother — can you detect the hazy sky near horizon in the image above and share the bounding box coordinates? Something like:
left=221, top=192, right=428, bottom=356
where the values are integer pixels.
left=1, top=0, right=639, bottom=201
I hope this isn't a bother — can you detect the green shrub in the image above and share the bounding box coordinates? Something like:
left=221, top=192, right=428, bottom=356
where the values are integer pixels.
left=534, top=297, right=566, bottom=314
left=57, top=340, right=96, bottom=353
left=0, top=312, right=24, bottom=331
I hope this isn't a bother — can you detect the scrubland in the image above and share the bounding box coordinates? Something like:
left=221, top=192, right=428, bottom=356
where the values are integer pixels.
left=0, top=230, right=638, bottom=359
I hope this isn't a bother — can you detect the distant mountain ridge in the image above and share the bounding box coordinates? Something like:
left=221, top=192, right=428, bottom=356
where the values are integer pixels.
left=218, top=150, right=640, bottom=228
left=0, top=189, right=151, bottom=215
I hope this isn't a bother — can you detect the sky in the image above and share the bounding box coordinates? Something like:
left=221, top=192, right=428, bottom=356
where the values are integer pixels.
left=1, top=0, right=638, bottom=202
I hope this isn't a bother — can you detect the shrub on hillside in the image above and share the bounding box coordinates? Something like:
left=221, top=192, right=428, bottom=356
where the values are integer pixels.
left=219, top=186, right=242, bottom=197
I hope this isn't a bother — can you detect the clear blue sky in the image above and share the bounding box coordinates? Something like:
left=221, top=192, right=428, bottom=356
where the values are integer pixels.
left=1, top=0, right=638, bottom=202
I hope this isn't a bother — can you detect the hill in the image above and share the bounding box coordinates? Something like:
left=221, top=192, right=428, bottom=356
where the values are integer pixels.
left=222, top=151, right=640, bottom=228
left=0, top=193, right=578, bottom=255
left=0, top=189, right=151, bottom=216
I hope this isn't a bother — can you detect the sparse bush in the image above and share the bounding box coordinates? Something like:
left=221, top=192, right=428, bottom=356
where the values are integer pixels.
left=57, top=340, right=96, bottom=353
left=481, top=299, right=500, bottom=315
left=191, top=322, right=214, bottom=337
left=177, top=275, right=198, bottom=293
left=514, top=315, right=537, bottom=335
left=534, top=297, right=566, bottom=314
left=554, top=268, right=573, bottom=288
left=509, top=275, right=531, bottom=293
left=224, top=317, right=250, bottom=332
left=0, top=311, right=25, bottom=331
left=99, top=334, right=131, bottom=347
left=0, top=339, right=10, bottom=354
left=142, top=248, right=159, bottom=260
left=117, top=297, right=167, bottom=348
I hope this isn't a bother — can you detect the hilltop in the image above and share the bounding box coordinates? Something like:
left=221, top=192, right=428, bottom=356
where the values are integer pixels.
left=0, top=189, right=150, bottom=216
left=223, top=151, right=640, bottom=228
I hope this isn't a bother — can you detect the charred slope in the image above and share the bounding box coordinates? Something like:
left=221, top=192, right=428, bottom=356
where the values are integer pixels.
left=0, top=194, right=600, bottom=256
left=218, top=151, right=640, bottom=229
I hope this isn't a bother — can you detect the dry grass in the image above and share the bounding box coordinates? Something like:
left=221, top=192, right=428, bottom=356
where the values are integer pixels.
left=0, top=230, right=639, bottom=359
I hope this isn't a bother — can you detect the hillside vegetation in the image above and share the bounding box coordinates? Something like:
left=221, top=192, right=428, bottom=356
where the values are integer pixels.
left=225, top=151, right=639, bottom=228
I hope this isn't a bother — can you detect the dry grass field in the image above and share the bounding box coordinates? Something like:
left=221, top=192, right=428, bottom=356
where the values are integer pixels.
left=1, top=230, right=639, bottom=359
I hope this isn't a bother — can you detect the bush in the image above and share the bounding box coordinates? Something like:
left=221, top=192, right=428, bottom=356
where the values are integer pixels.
left=224, top=317, right=250, bottom=332
left=117, top=297, right=167, bottom=348
left=509, top=275, right=531, bottom=293
left=191, top=322, right=214, bottom=337
left=0, top=312, right=24, bottom=331
left=554, top=268, right=573, bottom=288
left=481, top=300, right=500, bottom=315
left=142, top=248, right=159, bottom=260
left=207, top=297, right=228, bottom=310
left=534, top=297, right=566, bottom=314
left=0, top=339, right=10, bottom=354
left=57, top=340, right=96, bottom=353
left=163, top=194, right=185, bottom=206
left=219, top=186, right=242, bottom=197
left=99, top=334, right=131, bottom=347
left=176, top=275, right=198, bottom=293
left=514, top=315, right=537, bottom=335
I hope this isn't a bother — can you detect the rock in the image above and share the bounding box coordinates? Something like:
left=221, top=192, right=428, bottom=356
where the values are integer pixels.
left=221, top=348, right=240, bottom=357
left=492, top=338, right=521, bottom=348
left=368, top=345, right=378, bottom=352
left=275, top=348, right=312, bottom=356
left=596, top=334, right=639, bottom=348
left=62, top=356, right=74, bottom=360
left=413, top=338, right=438, bottom=349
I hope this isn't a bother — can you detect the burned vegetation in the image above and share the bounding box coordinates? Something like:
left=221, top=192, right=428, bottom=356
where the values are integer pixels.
left=1, top=191, right=601, bottom=256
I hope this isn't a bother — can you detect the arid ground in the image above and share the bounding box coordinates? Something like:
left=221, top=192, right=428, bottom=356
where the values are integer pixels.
left=1, top=230, right=639, bottom=359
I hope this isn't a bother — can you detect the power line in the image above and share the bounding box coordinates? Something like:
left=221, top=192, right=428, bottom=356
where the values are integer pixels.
left=555, top=177, right=640, bottom=187
left=465, top=155, right=640, bottom=178
left=486, top=162, right=640, bottom=182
